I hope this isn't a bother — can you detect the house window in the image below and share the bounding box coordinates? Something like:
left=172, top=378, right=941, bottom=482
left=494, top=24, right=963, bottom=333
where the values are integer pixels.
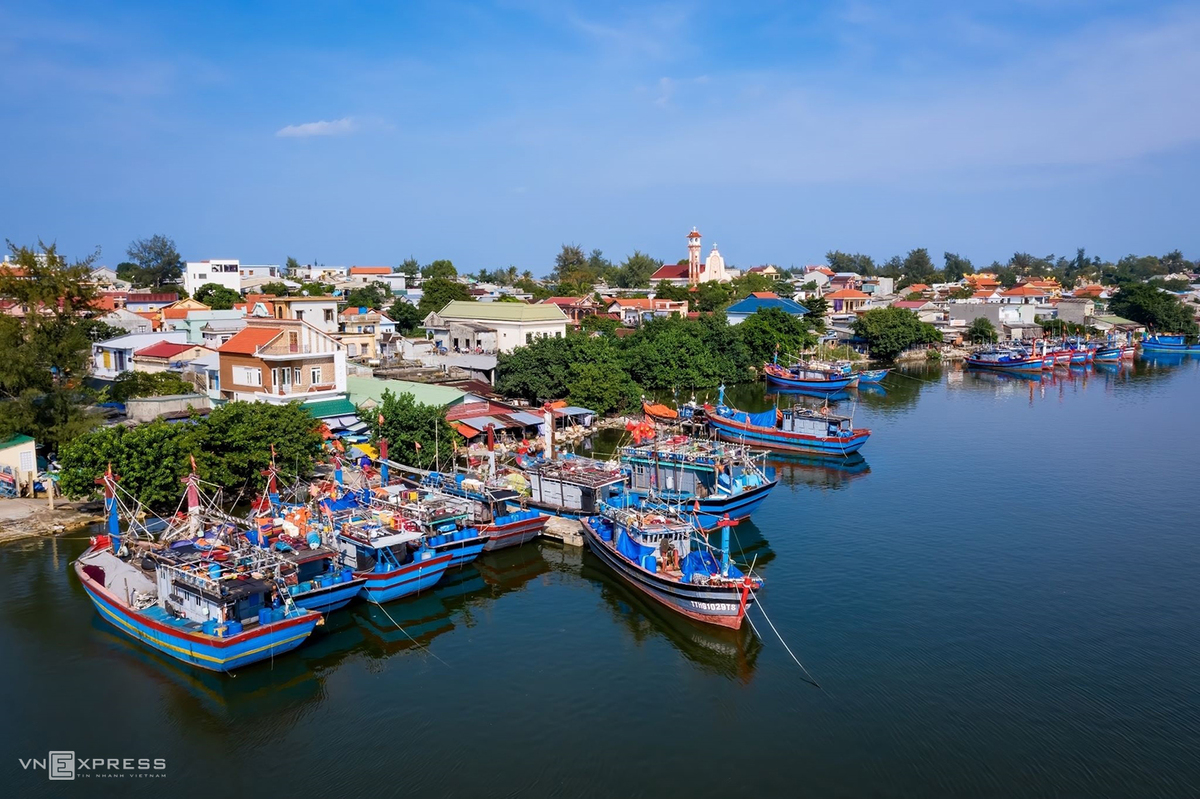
left=293, top=367, right=302, bottom=384
left=296, top=310, right=305, bottom=322
left=324, top=309, right=335, bottom=323
left=311, top=366, right=322, bottom=384
left=232, top=366, right=262, bottom=386
left=526, top=333, right=532, bottom=343
left=288, top=332, right=298, bottom=352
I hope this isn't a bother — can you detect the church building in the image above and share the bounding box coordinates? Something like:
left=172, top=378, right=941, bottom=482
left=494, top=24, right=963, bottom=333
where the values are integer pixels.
left=650, top=228, right=736, bottom=286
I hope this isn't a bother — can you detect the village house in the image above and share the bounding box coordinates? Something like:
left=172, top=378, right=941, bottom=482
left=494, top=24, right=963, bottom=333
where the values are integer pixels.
left=606, top=297, right=689, bottom=326
left=125, top=292, right=179, bottom=314
left=269, top=295, right=340, bottom=334
left=97, top=307, right=155, bottom=334
left=0, top=434, right=38, bottom=498
left=166, top=309, right=247, bottom=344
left=131, top=341, right=217, bottom=374
left=861, top=276, right=895, bottom=296
left=216, top=319, right=347, bottom=404
left=890, top=300, right=944, bottom=324
left=825, top=288, right=870, bottom=316
left=1054, top=298, right=1095, bottom=326
left=423, top=301, right=568, bottom=354
left=1000, top=284, right=1050, bottom=305
left=725, top=292, right=809, bottom=325
left=291, top=264, right=349, bottom=283
left=828, top=273, right=862, bottom=293
left=539, top=296, right=601, bottom=326
left=92, top=331, right=189, bottom=380
left=184, top=259, right=240, bottom=296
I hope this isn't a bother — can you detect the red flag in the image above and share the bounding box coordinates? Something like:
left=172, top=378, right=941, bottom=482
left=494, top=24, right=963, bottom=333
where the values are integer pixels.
left=378, top=413, right=385, bottom=426
left=189, top=454, right=198, bottom=473
left=414, top=440, right=422, bottom=451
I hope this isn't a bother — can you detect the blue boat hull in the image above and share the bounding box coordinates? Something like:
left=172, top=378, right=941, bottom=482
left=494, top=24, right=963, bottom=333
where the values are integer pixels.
left=633, top=478, right=777, bottom=531
left=707, top=414, right=869, bottom=457
left=580, top=518, right=755, bottom=629
left=481, top=510, right=547, bottom=551
left=291, top=578, right=366, bottom=613
left=357, top=553, right=454, bottom=603
left=429, top=539, right=488, bottom=568
left=855, top=369, right=890, bottom=383
left=1141, top=336, right=1200, bottom=353
left=77, top=561, right=319, bottom=673
left=765, top=372, right=857, bottom=392
left=964, top=358, right=1045, bottom=372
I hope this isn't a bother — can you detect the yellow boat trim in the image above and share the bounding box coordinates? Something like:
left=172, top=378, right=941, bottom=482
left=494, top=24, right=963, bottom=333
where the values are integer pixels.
left=93, top=597, right=311, bottom=667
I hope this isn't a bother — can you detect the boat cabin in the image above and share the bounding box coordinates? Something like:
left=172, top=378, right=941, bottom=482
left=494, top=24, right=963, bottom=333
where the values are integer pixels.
left=526, top=460, right=626, bottom=515
left=781, top=406, right=854, bottom=438
left=621, top=441, right=768, bottom=499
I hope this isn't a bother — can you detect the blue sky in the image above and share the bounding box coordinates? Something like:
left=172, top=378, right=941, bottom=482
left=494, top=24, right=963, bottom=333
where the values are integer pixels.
left=2, top=1, right=1198, bottom=274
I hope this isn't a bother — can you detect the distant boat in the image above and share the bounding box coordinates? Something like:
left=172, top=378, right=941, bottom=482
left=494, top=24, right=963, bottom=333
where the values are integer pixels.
left=580, top=500, right=761, bottom=629
left=764, top=362, right=857, bottom=392
left=964, top=346, right=1045, bottom=372
left=1141, top=334, right=1200, bottom=354
left=854, top=368, right=890, bottom=384
left=704, top=387, right=869, bottom=457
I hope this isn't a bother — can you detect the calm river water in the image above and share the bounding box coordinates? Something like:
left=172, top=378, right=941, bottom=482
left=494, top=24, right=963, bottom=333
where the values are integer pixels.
left=3, top=356, right=1199, bottom=798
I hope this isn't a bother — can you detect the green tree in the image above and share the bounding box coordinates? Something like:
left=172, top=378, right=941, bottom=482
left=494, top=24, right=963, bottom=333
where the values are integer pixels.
left=901, top=248, right=937, bottom=285
left=192, top=402, right=324, bottom=493
left=364, top=389, right=458, bottom=470
left=284, top=256, right=300, bottom=276
left=826, top=251, right=876, bottom=276
left=581, top=314, right=620, bottom=335
left=694, top=280, right=735, bottom=312
left=193, top=282, right=241, bottom=310
left=802, top=294, right=829, bottom=321
left=851, top=307, right=942, bottom=360
left=418, top=277, right=473, bottom=316
left=496, top=335, right=577, bottom=402
left=259, top=281, right=292, bottom=296
left=943, top=252, right=974, bottom=282
left=1108, top=283, right=1199, bottom=335
left=342, top=281, right=391, bottom=309
left=299, top=282, right=335, bottom=296
left=58, top=421, right=195, bottom=510
left=736, top=307, right=818, bottom=367
left=878, top=255, right=904, bottom=279
left=386, top=299, right=423, bottom=334
left=397, top=257, right=420, bottom=277
left=110, top=371, right=195, bottom=402
left=0, top=240, right=104, bottom=452
left=567, top=360, right=641, bottom=415
left=421, top=259, right=457, bottom=281
left=126, top=235, right=183, bottom=288
left=613, top=250, right=661, bottom=288
left=115, top=261, right=138, bottom=283
left=966, top=317, right=997, bottom=344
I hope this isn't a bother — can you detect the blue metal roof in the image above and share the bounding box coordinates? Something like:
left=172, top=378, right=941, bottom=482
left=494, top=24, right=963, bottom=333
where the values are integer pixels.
left=726, top=295, right=809, bottom=316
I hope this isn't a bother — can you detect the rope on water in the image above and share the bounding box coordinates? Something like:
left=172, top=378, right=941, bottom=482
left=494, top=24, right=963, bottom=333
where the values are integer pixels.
left=748, top=588, right=825, bottom=691
left=370, top=599, right=451, bottom=667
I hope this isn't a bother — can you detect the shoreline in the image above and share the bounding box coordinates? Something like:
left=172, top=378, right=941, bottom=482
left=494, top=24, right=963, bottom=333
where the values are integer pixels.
left=0, top=499, right=106, bottom=545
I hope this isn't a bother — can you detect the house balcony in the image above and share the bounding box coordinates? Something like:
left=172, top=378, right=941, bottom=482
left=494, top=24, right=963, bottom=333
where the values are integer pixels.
left=256, top=344, right=321, bottom=360
left=250, top=383, right=342, bottom=404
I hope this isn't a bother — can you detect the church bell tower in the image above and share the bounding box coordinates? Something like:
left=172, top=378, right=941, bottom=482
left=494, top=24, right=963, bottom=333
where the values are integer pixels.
left=687, top=227, right=702, bottom=285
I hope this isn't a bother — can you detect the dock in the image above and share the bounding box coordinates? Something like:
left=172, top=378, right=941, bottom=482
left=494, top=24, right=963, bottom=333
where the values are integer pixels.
left=540, top=515, right=584, bottom=547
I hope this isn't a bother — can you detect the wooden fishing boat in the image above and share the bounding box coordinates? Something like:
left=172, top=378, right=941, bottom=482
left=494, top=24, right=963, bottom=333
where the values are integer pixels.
left=619, top=437, right=777, bottom=531
left=642, top=399, right=679, bottom=423
left=704, top=388, right=869, bottom=457
left=854, top=368, right=890, bottom=383
left=1140, top=334, right=1200, bottom=354
left=580, top=501, right=761, bottom=629
left=964, top=346, right=1045, bottom=372
left=763, top=362, right=857, bottom=392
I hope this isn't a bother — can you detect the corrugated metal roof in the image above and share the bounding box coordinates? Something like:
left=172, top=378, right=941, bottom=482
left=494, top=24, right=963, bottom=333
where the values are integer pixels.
left=508, top=411, right=542, bottom=426
left=346, top=375, right=466, bottom=409
left=435, top=300, right=568, bottom=323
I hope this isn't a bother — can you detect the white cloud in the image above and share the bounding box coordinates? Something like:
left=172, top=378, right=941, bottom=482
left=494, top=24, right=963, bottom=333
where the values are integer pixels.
left=275, top=117, right=358, bottom=138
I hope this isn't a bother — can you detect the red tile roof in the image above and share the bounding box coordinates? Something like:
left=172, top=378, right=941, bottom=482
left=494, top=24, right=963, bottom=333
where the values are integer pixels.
left=825, top=288, right=870, bottom=300
left=1002, top=284, right=1049, bottom=297
left=218, top=326, right=282, bottom=354
left=892, top=300, right=929, bottom=309
left=349, top=266, right=393, bottom=275
left=687, top=230, right=702, bottom=238
left=133, top=341, right=198, bottom=359
left=650, top=263, right=689, bottom=280
left=126, top=293, right=179, bottom=304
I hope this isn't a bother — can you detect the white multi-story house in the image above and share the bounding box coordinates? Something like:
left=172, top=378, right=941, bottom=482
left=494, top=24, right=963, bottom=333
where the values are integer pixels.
left=92, top=331, right=189, bottom=380
left=423, top=301, right=568, bottom=353
left=269, top=295, right=340, bottom=334
left=184, top=259, right=241, bottom=296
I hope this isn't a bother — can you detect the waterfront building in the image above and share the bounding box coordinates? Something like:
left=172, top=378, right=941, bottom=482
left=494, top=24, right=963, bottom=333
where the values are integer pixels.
left=606, top=297, right=688, bottom=326
left=725, top=292, right=809, bottom=325
left=423, top=301, right=567, bottom=353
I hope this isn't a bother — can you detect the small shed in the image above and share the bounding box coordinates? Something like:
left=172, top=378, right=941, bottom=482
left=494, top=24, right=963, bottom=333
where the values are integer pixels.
left=0, top=435, right=38, bottom=498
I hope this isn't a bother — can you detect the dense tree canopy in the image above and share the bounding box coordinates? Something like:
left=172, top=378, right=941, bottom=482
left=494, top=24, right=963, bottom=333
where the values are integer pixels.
left=826, top=251, right=876, bottom=276
left=193, top=282, right=241, bottom=310
left=342, top=281, right=391, bottom=310
left=852, top=307, right=943, bottom=360
left=386, top=299, right=424, bottom=334
left=59, top=421, right=196, bottom=510
left=0, top=241, right=104, bottom=451
left=943, top=252, right=974, bottom=282
left=611, top=250, right=661, bottom=288
left=125, top=235, right=183, bottom=288
left=421, top=259, right=457, bottom=281
left=365, top=389, right=457, bottom=470
left=191, top=401, right=324, bottom=494
left=418, top=277, right=472, bottom=316
left=967, top=317, right=997, bottom=344
left=397, top=257, right=420, bottom=277
left=1108, top=284, right=1199, bottom=335
left=109, top=371, right=195, bottom=403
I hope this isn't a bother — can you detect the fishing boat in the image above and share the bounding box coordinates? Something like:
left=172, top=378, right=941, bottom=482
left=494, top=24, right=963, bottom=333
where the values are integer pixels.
left=763, top=362, right=857, bottom=392
left=704, top=387, right=869, bottom=457
left=854, top=368, right=890, bottom=384
left=964, top=346, right=1046, bottom=372
left=1140, top=334, right=1200, bottom=354
left=619, top=437, right=777, bottom=530
left=385, top=491, right=490, bottom=567
left=580, top=499, right=761, bottom=629
left=75, top=468, right=322, bottom=673
left=332, top=513, right=454, bottom=603
left=516, top=456, right=628, bottom=519
left=414, top=473, right=548, bottom=550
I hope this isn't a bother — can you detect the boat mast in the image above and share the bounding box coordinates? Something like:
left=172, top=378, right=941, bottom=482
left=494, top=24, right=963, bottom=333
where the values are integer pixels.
left=184, top=455, right=201, bottom=538
left=96, top=463, right=120, bottom=550
left=378, top=411, right=390, bottom=488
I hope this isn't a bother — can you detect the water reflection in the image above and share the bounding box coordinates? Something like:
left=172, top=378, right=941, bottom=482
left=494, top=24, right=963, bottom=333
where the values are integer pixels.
left=580, top=556, right=762, bottom=683
left=767, top=452, right=870, bottom=490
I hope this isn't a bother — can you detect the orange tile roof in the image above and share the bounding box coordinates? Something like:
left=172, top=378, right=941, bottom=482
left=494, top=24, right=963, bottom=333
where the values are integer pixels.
left=750, top=291, right=779, bottom=299
left=218, top=326, right=281, bottom=354
left=349, top=266, right=393, bottom=275
left=825, top=288, right=870, bottom=299
left=1002, top=284, right=1049, bottom=296
left=134, top=341, right=199, bottom=359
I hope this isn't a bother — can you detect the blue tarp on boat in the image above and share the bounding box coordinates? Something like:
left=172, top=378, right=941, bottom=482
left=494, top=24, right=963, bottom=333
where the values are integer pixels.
left=615, top=528, right=654, bottom=564
left=318, top=490, right=368, bottom=514
left=722, top=406, right=777, bottom=428
left=681, top=550, right=744, bottom=582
